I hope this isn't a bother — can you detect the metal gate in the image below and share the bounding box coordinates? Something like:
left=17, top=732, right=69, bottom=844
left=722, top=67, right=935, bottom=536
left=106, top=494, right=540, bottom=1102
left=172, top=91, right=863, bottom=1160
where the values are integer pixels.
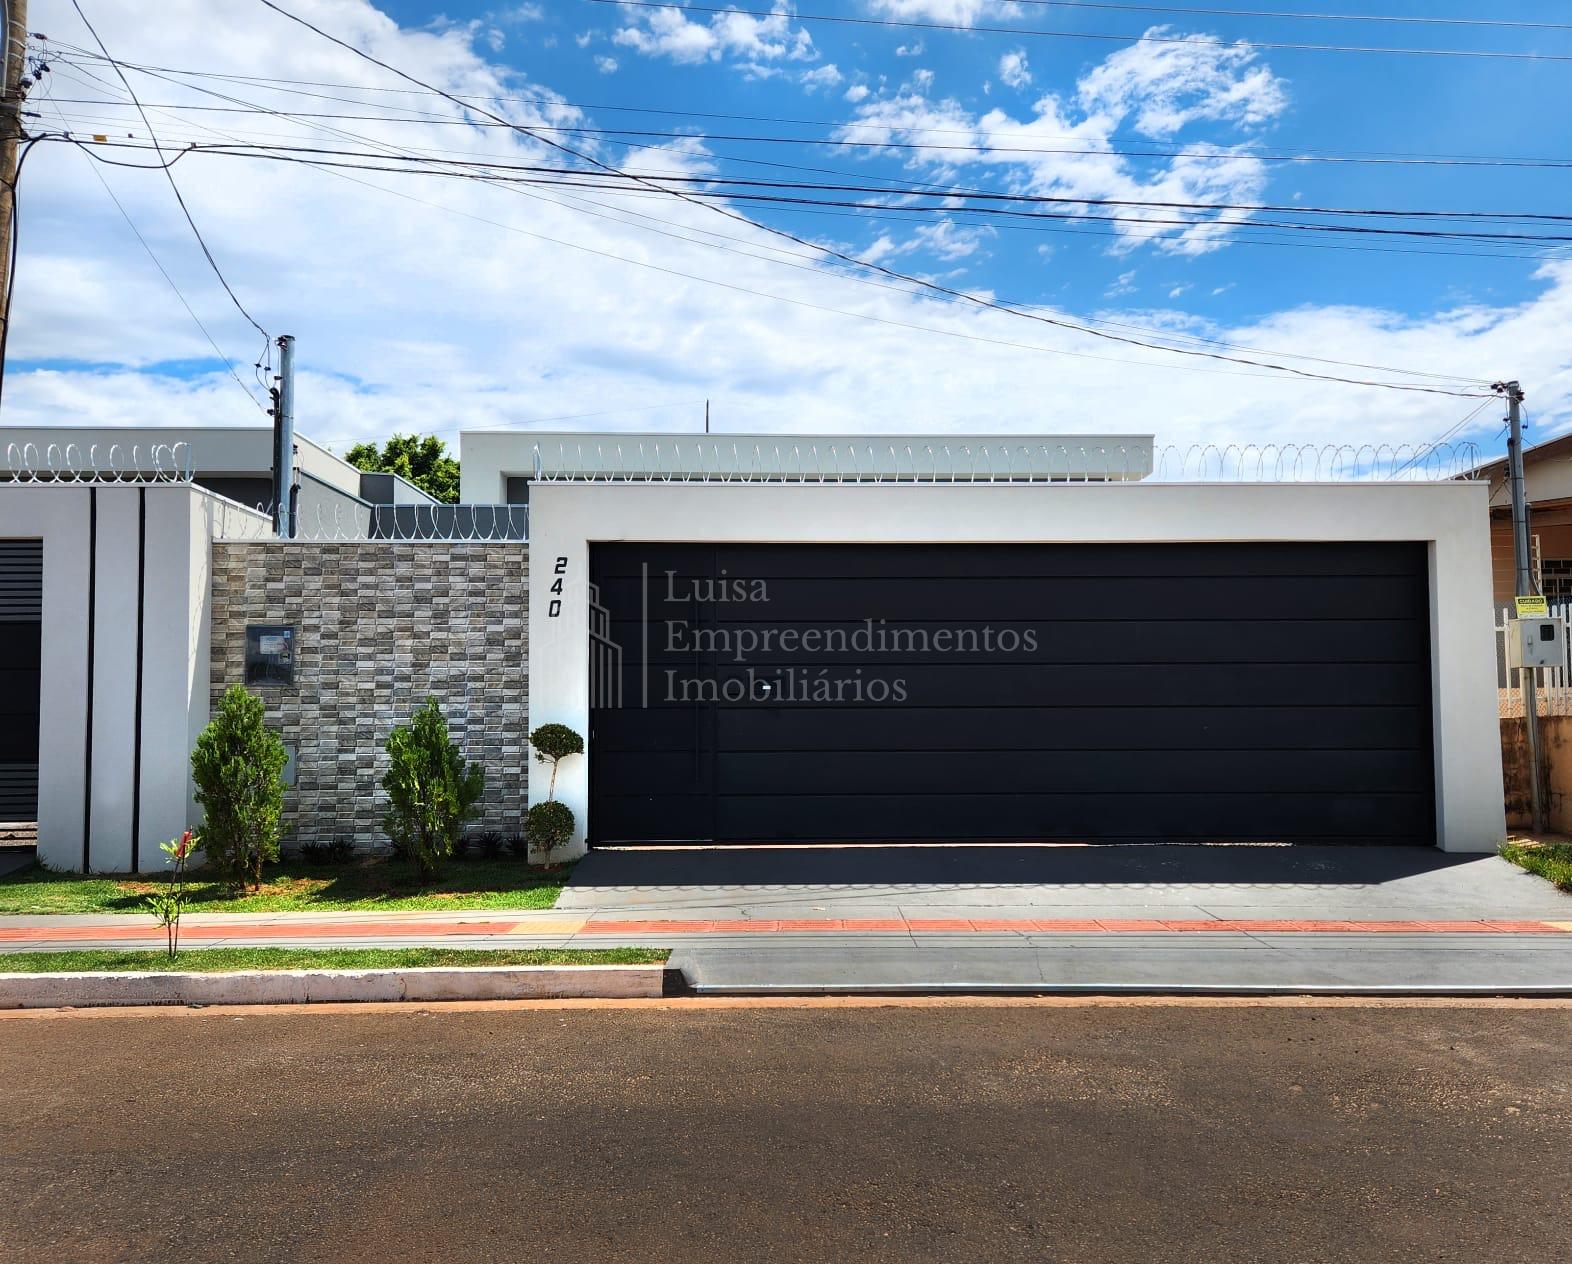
left=588, top=542, right=1435, bottom=846
left=0, top=540, right=42, bottom=823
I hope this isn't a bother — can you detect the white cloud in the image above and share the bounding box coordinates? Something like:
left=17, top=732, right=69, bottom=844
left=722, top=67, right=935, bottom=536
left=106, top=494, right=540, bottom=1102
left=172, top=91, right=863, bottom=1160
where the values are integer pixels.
left=909, top=67, right=935, bottom=94
left=834, top=31, right=1289, bottom=256
left=844, top=83, right=871, bottom=103
left=1168, top=284, right=1192, bottom=298
left=895, top=41, right=924, bottom=57
left=14, top=0, right=1571, bottom=458
left=867, top=0, right=1003, bottom=21
left=614, top=2, right=815, bottom=66
left=998, top=49, right=1031, bottom=90
left=594, top=54, right=619, bottom=74
left=574, top=30, right=595, bottom=47
left=800, top=63, right=844, bottom=92
left=1107, top=270, right=1138, bottom=298
left=1078, top=27, right=1287, bottom=138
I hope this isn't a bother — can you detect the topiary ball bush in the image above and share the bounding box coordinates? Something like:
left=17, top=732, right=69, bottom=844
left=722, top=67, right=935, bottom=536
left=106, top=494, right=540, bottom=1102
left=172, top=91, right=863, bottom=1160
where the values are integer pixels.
left=524, top=800, right=575, bottom=865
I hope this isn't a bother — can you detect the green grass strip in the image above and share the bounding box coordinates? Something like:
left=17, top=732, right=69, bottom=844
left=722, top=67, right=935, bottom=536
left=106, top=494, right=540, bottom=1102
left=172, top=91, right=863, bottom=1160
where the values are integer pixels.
left=0, top=947, right=669, bottom=974
left=1500, top=840, right=1572, bottom=894
left=0, top=858, right=571, bottom=915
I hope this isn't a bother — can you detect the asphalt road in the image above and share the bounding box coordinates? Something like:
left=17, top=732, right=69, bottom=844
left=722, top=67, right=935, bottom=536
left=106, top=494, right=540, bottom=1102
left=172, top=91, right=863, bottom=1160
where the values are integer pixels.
left=3, top=1000, right=1570, bottom=1263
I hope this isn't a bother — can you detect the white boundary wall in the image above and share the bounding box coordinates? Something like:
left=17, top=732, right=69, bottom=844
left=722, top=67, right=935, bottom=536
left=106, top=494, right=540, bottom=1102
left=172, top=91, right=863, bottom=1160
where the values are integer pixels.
left=0, top=484, right=271, bottom=872
left=529, top=480, right=1505, bottom=855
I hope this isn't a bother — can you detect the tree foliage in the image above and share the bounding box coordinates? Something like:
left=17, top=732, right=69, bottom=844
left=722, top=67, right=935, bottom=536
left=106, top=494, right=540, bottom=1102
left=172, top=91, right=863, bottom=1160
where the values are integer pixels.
left=382, top=698, right=485, bottom=882
left=191, top=686, right=288, bottom=890
left=528, top=723, right=584, bottom=800
left=525, top=800, right=574, bottom=863
left=346, top=433, right=461, bottom=504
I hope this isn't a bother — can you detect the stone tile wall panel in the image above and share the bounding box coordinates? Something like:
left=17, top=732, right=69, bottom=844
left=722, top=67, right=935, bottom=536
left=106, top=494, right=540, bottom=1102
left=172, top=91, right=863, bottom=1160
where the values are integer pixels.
left=210, top=543, right=529, bottom=850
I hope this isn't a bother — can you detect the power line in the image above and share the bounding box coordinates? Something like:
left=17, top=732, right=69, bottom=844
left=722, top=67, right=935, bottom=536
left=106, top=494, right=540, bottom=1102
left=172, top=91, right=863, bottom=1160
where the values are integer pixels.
left=45, top=9, right=1499, bottom=395
left=59, top=130, right=1493, bottom=396
left=598, top=1, right=1572, bottom=61
left=40, top=50, right=1572, bottom=172
left=46, top=107, right=267, bottom=412
left=67, top=2, right=270, bottom=348
left=40, top=84, right=1530, bottom=384
left=55, top=134, right=1572, bottom=224
left=988, top=0, right=1572, bottom=30
left=80, top=6, right=1500, bottom=395
left=54, top=139, right=1572, bottom=251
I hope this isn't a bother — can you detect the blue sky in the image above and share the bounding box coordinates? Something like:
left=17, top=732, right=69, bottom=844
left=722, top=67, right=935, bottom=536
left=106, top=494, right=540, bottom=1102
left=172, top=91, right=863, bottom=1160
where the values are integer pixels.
left=385, top=0, right=1572, bottom=323
left=14, top=1, right=1572, bottom=453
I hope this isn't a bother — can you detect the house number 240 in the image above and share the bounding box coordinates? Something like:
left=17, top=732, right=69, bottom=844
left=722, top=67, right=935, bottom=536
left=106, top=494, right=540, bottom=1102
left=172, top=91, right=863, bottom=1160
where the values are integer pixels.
left=547, top=555, right=566, bottom=617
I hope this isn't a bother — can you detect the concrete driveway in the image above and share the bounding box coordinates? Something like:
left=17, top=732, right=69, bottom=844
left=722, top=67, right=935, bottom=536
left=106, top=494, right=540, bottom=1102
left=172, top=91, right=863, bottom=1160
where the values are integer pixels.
left=560, top=844, right=1572, bottom=921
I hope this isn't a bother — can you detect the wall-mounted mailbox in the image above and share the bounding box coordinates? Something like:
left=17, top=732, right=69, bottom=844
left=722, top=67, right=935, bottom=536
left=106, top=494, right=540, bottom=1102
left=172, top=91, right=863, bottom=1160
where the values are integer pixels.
left=1507, top=617, right=1566, bottom=670
left=245, top=624, right=296, bottom=686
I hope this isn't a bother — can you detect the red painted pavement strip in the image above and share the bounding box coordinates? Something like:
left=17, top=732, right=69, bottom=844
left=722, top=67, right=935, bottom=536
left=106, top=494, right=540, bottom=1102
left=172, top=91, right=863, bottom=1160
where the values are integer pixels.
left=0, top=917, right=1569, bottom=943
left=574, top=917, right=1571, bottom=936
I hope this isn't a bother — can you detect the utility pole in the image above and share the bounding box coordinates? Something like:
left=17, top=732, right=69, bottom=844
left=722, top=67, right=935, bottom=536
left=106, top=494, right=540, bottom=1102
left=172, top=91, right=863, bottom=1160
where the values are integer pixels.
left=272, top=334, right=296, bottom=539
left=0, top=0, right=30, bottom=347
left=1503, top=379, right=1544, bottom=834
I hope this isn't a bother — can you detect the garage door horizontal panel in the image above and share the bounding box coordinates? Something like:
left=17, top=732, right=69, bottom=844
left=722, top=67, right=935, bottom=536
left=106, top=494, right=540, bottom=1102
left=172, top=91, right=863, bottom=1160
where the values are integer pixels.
left=709, top=542, right=1425, bottom=580
left=651, top=575, right=1427, bottom=623
left=708, top=662, right=1427, bottom=708
left=714, top=705, right=1428, bottom=752
left=715, top=792, right=1432, bottom=843
left=593, top=792, right=711, bottom=842
left=591, top=707, right=705, bottom=751
left=613, top=618, right=1423, bottom=667
left=592, top=571, right=1426, bottom=624
left=594, top=749, right=713, bottom=795
left=714, top=749, right=1433, bottom=796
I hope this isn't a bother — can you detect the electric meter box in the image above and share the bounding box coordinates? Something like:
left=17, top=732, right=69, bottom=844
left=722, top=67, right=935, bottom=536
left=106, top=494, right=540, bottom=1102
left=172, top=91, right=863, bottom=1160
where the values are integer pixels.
left=1507, top=617, right=1566, bottom=670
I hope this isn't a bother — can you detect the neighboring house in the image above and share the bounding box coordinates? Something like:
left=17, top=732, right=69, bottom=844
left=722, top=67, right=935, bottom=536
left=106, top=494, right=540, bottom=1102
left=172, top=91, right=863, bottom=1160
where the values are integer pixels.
left=0, top=425, right=438, bottom=529
left=1470, top=433, right=1572, bottom=605
left=459, top=430, right=1159, bottom=505
left=0, top=425, right=1506, bottom=869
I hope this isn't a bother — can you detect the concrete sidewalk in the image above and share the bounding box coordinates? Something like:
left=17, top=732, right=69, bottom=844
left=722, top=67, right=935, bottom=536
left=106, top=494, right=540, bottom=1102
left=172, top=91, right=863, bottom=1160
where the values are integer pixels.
left=3, top=845, right=1569, bottom=994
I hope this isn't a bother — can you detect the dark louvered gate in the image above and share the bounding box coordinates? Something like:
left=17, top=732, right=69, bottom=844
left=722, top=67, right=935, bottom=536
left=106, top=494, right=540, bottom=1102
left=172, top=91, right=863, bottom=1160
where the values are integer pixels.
left=0, top=539, right=42, bottom=823
left=589, top=542, right=1434, bottom=846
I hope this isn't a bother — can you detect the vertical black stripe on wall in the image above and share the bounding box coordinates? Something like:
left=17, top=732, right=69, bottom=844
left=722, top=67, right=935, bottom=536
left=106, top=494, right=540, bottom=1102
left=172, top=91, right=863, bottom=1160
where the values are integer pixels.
left=82, top=488, right=97, bottom=872
left=130, top=489, right=147, bottom=872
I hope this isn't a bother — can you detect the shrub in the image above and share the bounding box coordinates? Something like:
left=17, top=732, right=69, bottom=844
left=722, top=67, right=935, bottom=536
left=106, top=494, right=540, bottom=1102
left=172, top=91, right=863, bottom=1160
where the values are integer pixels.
left=467, top=829, right=508, bottom=860
left=525, top=800, right=574, bottom=864
left=381, top=697, right=485, bottom=882
left=191, top=685, right=288, bottom=890
left=528, top=724, right=584, bottom=800
left=507, top=832, right=531, bottom=859
left=299, top=840, right=355, bottom=866
left=144, top=831, right=197, bottom=958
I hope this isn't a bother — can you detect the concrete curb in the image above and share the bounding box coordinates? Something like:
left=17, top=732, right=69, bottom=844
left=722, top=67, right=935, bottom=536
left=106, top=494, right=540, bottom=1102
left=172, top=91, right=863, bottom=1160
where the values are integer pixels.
left=0, top=965, right=666, bottom=1009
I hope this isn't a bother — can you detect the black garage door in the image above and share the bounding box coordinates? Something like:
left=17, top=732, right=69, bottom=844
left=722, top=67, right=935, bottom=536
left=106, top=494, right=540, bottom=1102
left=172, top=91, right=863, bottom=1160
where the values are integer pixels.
left=588, top=542, right=1434, bottom=846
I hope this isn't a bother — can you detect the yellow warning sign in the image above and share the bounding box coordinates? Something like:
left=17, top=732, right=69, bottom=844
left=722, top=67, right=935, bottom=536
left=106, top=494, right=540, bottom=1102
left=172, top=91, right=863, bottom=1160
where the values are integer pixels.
left=1515, top=595, right=1549, bottom=618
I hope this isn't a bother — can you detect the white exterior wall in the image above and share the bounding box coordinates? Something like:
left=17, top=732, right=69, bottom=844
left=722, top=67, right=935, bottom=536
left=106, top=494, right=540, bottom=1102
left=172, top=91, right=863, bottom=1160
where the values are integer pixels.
left=529, top=480, right=1505, bottom=856
left=0, top=425, right=364, bottom=496
left=0, top=484, right=271, bottom=872
left=459, top=430, right=1157, bottom=503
